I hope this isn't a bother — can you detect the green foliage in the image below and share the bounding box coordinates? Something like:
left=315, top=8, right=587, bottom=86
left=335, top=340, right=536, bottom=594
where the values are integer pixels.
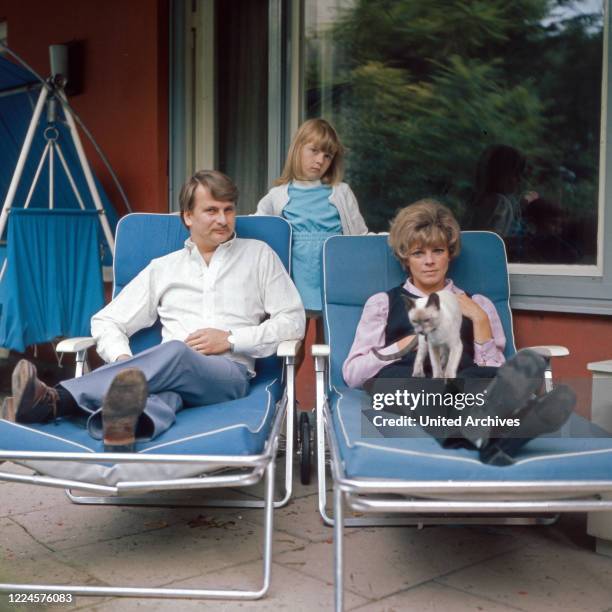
left=306, top=0, right=603, bottom=240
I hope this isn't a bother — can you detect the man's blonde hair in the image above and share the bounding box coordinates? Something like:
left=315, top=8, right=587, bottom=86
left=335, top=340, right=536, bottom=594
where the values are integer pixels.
left=275, top=118, right=345, bottom=185
left=178, top=170, right=238, bottom=227
left=388, top=199, right=461, bottom=265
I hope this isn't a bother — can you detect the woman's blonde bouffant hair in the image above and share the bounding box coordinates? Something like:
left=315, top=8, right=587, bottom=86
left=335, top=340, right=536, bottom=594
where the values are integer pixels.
left=388, top=199, right=461, bottom=265
left=275, top=118, right=345, bottom=186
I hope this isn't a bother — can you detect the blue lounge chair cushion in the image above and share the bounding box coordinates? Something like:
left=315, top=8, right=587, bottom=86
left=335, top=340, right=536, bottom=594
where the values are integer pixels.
left=332, top=387, right=612, bottom=484
left=0, top=374, right=282, bottom=485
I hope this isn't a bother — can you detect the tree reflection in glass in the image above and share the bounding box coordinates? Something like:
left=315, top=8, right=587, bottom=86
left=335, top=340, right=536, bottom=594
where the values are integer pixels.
left=304, top=0, right=604, bottom=265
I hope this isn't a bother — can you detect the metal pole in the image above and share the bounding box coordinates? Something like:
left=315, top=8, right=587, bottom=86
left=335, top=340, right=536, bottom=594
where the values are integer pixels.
left=279, top=360, right=295, bottom=506
left=0, top=259, right=7, bottom=284
left=0, top=85, right=49, bottom=239
left=315, top=355, right=332, bottom=524
left=49, top=142, right=54, bottom=209
left=261, top=460, right=275, bottom=597
left=0, top=82, right=42, bottom=99
left=57, top=90, right=115, bottom=255
left=334, top=486, right=344, bottom=611
left=24, top=142, right=51, bottom=209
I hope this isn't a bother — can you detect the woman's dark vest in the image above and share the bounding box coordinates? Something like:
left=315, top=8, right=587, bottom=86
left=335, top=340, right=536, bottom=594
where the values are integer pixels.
left=377, top=285, right=477, bottom=378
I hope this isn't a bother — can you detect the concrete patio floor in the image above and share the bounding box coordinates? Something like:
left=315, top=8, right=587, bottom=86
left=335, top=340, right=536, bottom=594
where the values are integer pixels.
left=2, top=457, right=612, bottom=612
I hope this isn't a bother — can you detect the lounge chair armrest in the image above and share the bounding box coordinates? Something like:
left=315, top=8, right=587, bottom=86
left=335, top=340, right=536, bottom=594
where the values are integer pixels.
left=523, top=345, right=570, bottom=358
left=312, top=344, right=330, bottom=374
left=277, top=339, right=302, bottom=358
left=56, top=337, right=97, bottom=353
left=312, top=344, right=330, bottom=358
left=587, top=359, right=612, bottom=373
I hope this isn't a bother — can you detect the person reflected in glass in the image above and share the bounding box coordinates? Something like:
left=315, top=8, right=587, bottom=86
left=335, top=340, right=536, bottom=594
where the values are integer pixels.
left=519, top=196, right=581, bottom=264
left=471, top=144, right=538, bottom=239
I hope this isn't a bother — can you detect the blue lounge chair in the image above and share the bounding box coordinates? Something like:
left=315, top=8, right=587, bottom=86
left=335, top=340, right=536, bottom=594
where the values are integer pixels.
left=0, top=213, right=300, bottom=601
left=313, top=232, right=612, bottom=611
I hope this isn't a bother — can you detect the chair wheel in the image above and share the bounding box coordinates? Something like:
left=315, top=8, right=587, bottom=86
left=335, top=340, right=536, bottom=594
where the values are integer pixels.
left=299, top=411, right=312, bottom=485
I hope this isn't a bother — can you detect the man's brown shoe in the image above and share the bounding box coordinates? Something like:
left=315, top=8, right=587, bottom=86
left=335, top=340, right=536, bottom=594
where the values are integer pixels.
left=8, top=359, right=59, bottom=423
left=102, top=368, right=148, bottom=452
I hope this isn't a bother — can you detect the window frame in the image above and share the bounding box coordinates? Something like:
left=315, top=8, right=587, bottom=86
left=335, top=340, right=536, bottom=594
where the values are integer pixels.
left=509, top=0, right=611, bottom=314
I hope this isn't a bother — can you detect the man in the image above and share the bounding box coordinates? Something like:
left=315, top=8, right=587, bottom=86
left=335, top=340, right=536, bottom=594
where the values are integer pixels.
left=1, top=170, right=305, bottom=451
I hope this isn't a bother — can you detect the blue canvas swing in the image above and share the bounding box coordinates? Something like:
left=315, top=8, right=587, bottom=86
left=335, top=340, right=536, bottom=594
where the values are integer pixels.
left=0, top=209, right=104, bottom=352
left=0, top=54, right=118, bottom=352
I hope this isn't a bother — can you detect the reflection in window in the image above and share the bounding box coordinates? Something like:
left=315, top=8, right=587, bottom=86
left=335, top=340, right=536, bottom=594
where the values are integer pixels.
left=305, top=0, right=604, bottom=265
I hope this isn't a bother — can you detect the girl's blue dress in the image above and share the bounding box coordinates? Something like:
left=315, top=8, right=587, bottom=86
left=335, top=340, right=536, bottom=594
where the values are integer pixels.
left=282, top=182, right=342, bottom=311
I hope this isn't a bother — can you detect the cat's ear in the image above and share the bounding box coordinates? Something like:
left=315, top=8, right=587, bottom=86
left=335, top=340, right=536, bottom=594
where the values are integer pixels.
left=402, top=295, right=416, bottom=310
left=426, top=292, right=441, bottom=310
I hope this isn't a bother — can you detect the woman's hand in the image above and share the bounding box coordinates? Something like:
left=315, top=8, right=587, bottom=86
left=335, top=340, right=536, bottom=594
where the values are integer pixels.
left=456, top=294, right=486, bottom=322
left=456, top=294, right=492, bottom=343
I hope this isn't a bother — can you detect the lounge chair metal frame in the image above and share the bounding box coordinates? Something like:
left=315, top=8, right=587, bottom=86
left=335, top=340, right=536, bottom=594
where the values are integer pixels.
left=0, top=419, right=282, bottom=599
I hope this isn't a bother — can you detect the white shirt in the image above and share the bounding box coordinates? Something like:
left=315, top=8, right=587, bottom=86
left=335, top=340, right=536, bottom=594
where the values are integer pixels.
left=91, top=235, right=306, bottom=375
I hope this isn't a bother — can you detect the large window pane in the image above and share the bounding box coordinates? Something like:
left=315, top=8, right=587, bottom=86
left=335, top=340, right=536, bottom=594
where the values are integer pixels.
left=305, top=0, right=604, bottom=265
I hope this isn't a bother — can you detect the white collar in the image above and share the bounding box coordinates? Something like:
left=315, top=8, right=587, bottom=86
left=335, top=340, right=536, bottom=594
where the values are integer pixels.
left=184, top=232, right=237, bottom=258
left=291, top=179, right=323, bottom=189
left=403, top=277, right=458, bottom=297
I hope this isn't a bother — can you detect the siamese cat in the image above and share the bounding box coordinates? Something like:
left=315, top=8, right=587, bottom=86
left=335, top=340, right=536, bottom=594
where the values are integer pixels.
left=373, top=291, right=463, bottom=378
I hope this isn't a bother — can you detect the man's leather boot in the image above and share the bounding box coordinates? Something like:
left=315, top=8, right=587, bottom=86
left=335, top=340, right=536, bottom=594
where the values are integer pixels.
left=2, top=359, right=59, bottom=423
left=102, top=368, right=148, bottom=452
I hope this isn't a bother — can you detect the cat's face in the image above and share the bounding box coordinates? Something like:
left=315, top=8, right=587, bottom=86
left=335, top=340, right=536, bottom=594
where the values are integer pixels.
left=404, top=293, right=441, bottom=335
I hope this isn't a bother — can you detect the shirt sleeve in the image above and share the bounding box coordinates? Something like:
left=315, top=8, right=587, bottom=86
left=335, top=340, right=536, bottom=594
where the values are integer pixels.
left=342, top=292, right=405, bottom=388
left=90, top=264, right=158, bottom=363
left=471, top=294, right=506, bottom=366
left=344, top=184, right=369, bottom=235
left=230, top=246, right=305, bottom=357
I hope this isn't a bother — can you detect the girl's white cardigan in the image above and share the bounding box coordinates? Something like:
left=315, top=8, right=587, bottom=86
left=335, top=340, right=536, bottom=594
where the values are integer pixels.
left=255, top=182, right=368, bottom=235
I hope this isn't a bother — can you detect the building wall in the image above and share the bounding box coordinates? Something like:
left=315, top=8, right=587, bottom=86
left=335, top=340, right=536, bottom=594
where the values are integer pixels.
left=0, top=0, right=169, bottom=215
left=514, top=311, right=612, bottom=417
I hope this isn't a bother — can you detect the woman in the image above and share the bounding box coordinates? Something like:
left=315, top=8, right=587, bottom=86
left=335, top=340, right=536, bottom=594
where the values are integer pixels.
left=343, top=199, right=575, bottom=465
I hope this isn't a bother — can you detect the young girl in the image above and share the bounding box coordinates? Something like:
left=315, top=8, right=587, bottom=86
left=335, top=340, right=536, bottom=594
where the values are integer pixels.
left=256, top=118, right=368, bottom=323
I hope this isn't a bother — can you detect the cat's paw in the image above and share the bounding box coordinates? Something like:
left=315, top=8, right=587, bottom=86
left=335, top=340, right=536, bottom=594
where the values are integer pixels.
left=412, top=368, right=425, bottom=378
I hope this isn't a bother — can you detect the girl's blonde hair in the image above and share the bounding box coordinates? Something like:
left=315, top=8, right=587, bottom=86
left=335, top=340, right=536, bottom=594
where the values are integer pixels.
left=275, top=118, right=345, bottom=185
left=388, top=199, right=461, bottom=265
